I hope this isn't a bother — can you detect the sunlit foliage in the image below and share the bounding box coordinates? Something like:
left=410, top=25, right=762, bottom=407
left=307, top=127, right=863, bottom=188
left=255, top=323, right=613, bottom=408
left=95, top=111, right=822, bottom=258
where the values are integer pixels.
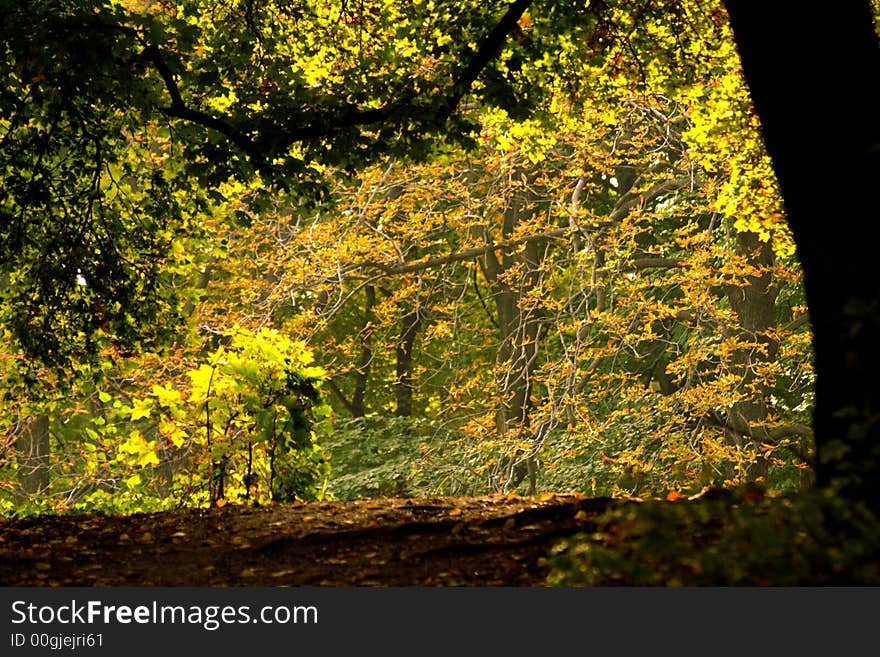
left=1, top=0, right=814, bottom=514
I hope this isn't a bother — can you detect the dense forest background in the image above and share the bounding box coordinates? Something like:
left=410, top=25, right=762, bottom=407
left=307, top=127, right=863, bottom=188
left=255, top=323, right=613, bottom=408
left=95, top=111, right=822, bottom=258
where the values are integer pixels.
left=0, top=0, right=870, bottom=521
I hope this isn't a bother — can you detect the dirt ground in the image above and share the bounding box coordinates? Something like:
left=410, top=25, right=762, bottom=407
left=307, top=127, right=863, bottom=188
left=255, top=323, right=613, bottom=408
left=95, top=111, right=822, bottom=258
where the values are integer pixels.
left=0, top=493, right=615, bottom=586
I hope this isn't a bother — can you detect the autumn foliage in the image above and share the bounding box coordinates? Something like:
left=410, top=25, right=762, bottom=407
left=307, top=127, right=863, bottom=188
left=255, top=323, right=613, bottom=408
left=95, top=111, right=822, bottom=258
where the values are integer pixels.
left=1, top=0, right=814, bottom=515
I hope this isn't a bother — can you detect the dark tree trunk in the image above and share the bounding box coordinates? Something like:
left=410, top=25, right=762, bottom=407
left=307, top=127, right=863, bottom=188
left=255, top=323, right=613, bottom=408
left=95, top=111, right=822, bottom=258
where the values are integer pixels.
left=724, top=1, right=880, bottom=506
left=350, top=285, right=376, bottom=418
left=395, top=308, right=422, bottom=417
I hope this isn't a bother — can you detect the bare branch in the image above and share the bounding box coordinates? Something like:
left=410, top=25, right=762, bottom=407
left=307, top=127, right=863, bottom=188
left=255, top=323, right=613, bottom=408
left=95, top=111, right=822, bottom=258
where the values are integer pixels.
left=610, top=176, right=696, bottom=222
left=782, top=313, right=810, bottom=334
left=704, top=413, right=814, bottom=463
left=619, top=257, right=683, bottom=272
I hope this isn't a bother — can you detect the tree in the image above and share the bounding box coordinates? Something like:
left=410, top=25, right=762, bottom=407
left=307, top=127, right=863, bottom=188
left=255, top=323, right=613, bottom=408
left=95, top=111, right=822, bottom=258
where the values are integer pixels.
left=5, top=0, right=863, bottom=511
left=222, top=88, right=810, bottom=498
left=723, top=1, right=880, bottom=507
left=0, top=0, right=541, bottom=367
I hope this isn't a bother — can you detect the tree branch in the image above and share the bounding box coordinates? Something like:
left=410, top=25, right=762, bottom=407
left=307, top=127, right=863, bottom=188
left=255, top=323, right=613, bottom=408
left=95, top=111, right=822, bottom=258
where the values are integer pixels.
left=619, top=257, right=683, bottom=272
left=610, top=176, right=695, bottom=222
left=704, top=412, right=814, bottom=463
left=141, top=0, right=535, bottom=165
left=325, top=377, right=358, bottom=417
left=782, top=313, right=810, bottom=334
left=329, top=177, right=695, bottom=282
left=367, top=227, right=569, bottom=277
left=140, top=44, right=265, bottom=162
left=440, top=0, right=535, bottom=119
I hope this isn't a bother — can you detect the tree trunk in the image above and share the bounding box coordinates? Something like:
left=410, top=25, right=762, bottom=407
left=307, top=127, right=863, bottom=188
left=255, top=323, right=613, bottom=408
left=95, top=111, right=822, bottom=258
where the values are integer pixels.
left=723, top=230, right=780, bottom=479
left=15, top=415, right=50, bottom=500
left=324, top=285, right=376, bottom=417
left=350, top=285, right=376, bottom=418
left=395, top=308, right=422, bottom=417
left=480, top=176, right=547, bottom=493
left=724, top=1, right=880, bottom=506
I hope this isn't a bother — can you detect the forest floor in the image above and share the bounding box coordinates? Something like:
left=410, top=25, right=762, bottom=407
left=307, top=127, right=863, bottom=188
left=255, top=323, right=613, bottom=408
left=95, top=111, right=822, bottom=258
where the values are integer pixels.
left=0, top=493, right=616, bottom=586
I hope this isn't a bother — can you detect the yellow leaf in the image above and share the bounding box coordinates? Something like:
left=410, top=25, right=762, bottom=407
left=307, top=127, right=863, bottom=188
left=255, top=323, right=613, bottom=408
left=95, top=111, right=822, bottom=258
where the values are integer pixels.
left=119, top=430, right=145, bottom=454
left=188, top=363, right=217, bottom=400
left=137, top=450, right=160, bottom=467
left=159, top=416, right=187, bottom=448
left=152, top=383, right=183, bottom=407
left=130, top=397, right=154, bottom=421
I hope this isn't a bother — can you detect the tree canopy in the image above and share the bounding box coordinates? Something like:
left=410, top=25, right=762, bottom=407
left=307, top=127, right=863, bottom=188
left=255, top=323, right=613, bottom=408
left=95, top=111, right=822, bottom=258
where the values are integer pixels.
left=0, top=0, right=876, bottom=523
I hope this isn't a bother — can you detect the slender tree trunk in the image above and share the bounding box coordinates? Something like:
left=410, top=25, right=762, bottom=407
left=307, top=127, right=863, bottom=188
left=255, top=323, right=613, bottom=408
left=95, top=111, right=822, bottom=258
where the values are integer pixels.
left=395, top=308, right=422, bottom=417
left=15, top=415, right=50, bottom=500
left=724, top=1, right=880, bottom=506
left=480, top=176, right=547, bottom=493
left=350, top=285, right=376, bottom=418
